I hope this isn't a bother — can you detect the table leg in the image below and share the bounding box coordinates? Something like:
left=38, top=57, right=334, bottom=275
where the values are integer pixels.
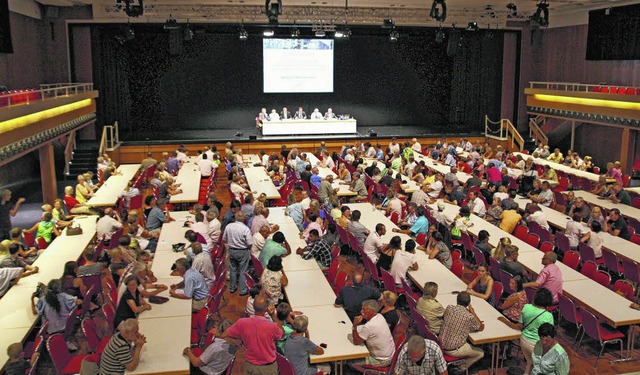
left=611, top=325, right=640, bottom=364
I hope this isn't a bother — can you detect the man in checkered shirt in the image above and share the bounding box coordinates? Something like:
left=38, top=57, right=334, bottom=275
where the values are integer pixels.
left=295, top=229, right=332, bottom=270
left=393, top=335, right=447, bottom=375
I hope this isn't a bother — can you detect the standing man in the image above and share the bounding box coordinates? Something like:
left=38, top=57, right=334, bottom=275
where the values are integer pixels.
left=223, top=212, right=253, bottom=296
left=439, top=291, right=485, bottom=370
left=0, top=189, right=25, bottom=240
left=140, top=152, right=157, bottom=169
left=198, top=153, right=215, bottom=179
left=222, top=295, right=283, bottom=375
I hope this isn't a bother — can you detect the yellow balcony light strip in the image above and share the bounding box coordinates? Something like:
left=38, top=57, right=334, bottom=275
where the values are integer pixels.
left=533, top=94, right=640, bottom=111
left=0, top=99, right=93, bottom=134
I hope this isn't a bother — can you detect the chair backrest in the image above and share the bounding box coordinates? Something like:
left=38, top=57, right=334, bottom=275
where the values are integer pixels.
left=410, top=308, right=431, bottom=338
left=102, top=303, right=116, bottom=333
left=558, top=294, right=579, bottom=326
left=631, top=234, right=640, bottom=245
left=380, top=269, right=398, bottom=294
left=622, top=258, right=640, bottom=284
left=525, top=233, right=541, bottom=248
left=461, top=232, right=474, bottom=253
left=499, top=269, right=514, bottom=295
left=525, top=287, right=537, bottom=303
left=244, top=272, right=256, bottom=289
left=276, top=354, right=296, bottom=375
left=613, top=280, right=635, bottom=300
left=492, top=281, right=503, bottom=308
left=363, top=255, right=381, bottom=284
left=78, top=285, right=96, bottom=318
left=129, top=194, right=143, bottom=210
left=539, top=241, right=555, bottom=254
left=593, top=270, right=611, bottom=287
left=451, top=260, right=464, bottom=279
left=23, top=232, right=35, bottom=247
left=555, top=232, right=571, bottom=255
left=81, top=317, right=101, bottom=353
left=451, top=249, right=462, bottom=262
left=334, top=271, right=348, bottom=294
left=602, top=249, right=620, bottom=275
left=390, top=211, right=400, bottom=224
left=224, top=354, right=237, bottom=374
left=581, top=260, right=598, bottom=279
left=405, top=289, right=418, bottom=311
left=578, top=242, right=597, bottom=264
left=46, top=334, right=72, bottom=374
left=63, top=306, right=79, bottom=341
left=36, top=237, right=48, bottom=250
left=514, top=225, right=528, bottom=241
left=326, top=259, right=340, bottom=285
left=489, top=257, right=501, bottom=281
left=416, top=233, right=427, bottom=246
left=250, top=254, right=264, bottom=278
left=580, top=309, right=603, bottom=344
left=472, top=246, right=487, bottom=266
left=562, top=251, right=580, bottom=270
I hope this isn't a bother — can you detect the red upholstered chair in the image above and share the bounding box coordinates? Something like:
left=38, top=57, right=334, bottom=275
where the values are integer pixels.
left=577, top=310, right=625, bottom=366
left=333, top=271, right=348, bottom=294
left=539, top=241, right=555, bottom=254
left=524, top=233, right=541, bottom=248
left=562, top=251, right=580, bottom=270
left=492, top=281, right=503, bottom=308
left=612, top=280, right=635, bottom=300
left=276, top=354, right=296, bottom=375
left=580, top=260, right=598, bottom=279
left=609, top=87, right=618, bottom=94
left=593, top=270, right=611, bottom=287
left=514, top=225, right=528, bottom=241
left=558, top=294, right=583, bottom=344
left=451, top=260, right=464, bottom=279
left=250, top=254, right=264, bottom=278
left=81, top=318, right=110, bottom=354
left=46, top=334, right=89, bottom=375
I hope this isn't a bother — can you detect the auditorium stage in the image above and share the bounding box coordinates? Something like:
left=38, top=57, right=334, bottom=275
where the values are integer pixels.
left=121, top=124, right=482, bottom=145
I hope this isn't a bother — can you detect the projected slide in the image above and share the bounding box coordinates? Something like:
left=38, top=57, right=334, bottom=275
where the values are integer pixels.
left=263, top=39, right=334, bottom=93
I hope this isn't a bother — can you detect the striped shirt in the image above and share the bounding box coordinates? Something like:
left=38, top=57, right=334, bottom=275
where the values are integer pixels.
left=99, top=334, right=132, bottom=375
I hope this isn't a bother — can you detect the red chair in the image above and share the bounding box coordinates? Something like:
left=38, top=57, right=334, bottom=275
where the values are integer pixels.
left=401, top=277, right=419, bottom=300
left=524, top=233, right=541, bottom=248
left=500, top=269, right=515, bottom=295
left=593, top=270, right=611, bottom=287
left=451, top=260, right=464, bottom=279
left=358, top=335, right=407, bottom=375
left=492, top=281, right=503, bottom=308
left=389, top=211, right=400, bottom=224
left=416, top=233, right=427, bottom=246
left=36, top=237, right=48, bottom=250
left=630, top=234, right=640, bottom=245
left=81, top=318, right=110, bottom=354
left=580, top=260, right=598, bottom=279
left=250, top=254, right=264, bottom=278
left=612, top=280, right=635, bottom=300
left=244, top=272, right=256, bottom=290
left=380, top=268, right=404, bottom=295
left=557, top=294, right=583, bottom=344
left=324, top=258, right=340, bottom=284
left=555, top=232, right=571, bottom=256
left=602, top=250, right=624, bottom=278
left=23, top=232, right=36, bottom=248
left=622, top=258, right=640, bottom=284
left=514, top=225, right=528, bottom=241
left=562, top=251, right=580, bottom=270
left=101, top=303, right=116, bottom=333
left=333, top=271, right=348, bottom=294
left=593, top=166, right=601, bottom=174
left=609, top=87, right=618, bottom=94
left=451, top=249, right=462, bottom=262
left=276, top=354, right=296, bottom=375
left=489, top=257, right=501, bottom=281
left=539, top=241, right=555, bottom=254
left=46, top=334, right=89, bottom=375
left=577, top=309, right=625, bottom=366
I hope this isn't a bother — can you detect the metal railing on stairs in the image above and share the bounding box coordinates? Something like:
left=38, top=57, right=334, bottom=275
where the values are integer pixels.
left=528, top=115, right=548, bottom=147
left=99, top=121, right=121, bottom=155
left=484, top=115, right=524, bottom=152
left=63, top=131, right=77, bottom=176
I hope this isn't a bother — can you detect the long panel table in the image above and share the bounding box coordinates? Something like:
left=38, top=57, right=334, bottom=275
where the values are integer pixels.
left=573, top=190, right=640, bottom=220
left=87, top=164, right=141, bottom=207
left=262, top=119, right=357, bottom=136
left=242, top=166, right=281, bottom=200
left=513, top=152, right=603, bottom=182
left=0, top=216, right=97, bottom=368
left=170, top=160, right=201, bottom=204
left=362, top=159, right=420, bottom=193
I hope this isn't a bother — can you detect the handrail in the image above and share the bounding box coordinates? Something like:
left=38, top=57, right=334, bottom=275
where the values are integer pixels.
left=528, top=81, right=612, bottom=92
left=99, top=121, right=121, bottom=155
left=484, top=115, right=524, bottom=151
left=528, top=116, right=548, bottom=147
left=63, top=131, right=77, bottom=175
left=0, top=83, right=94, bottom=108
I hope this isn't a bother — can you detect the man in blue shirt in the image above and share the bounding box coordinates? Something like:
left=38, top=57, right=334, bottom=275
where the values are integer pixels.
left=310, top=167, right=322, bottom=188
left=166, top=152, right=180, bottom=175
left=392, top=206, right=429, bottom=237
left=169, top=257, right=210, bottom=312
left=145, top=198, right=173, bottom=235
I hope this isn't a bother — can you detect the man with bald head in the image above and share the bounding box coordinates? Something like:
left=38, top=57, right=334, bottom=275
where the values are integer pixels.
left=222, top=295, right=283, bottom=374
left=223, top=212, right=253, bottom=296
left=335, top=272, right=382, bottom=322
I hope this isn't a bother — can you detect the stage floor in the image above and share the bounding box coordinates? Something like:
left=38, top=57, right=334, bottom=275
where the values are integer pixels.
left=121, top=125, right=482, bottom=145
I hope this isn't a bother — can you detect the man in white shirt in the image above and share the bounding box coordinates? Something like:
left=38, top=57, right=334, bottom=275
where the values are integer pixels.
left=205, top=208, right=221, bottom=245
left=269, top=109, right=280, bottom=121
left=468, top=190, right=486, bottom=217
left=97, top=208, right=123, bottom=243
left=310, top=108, right=323, bottom=120
left=198, top=154, right=215, bottom=178
left=350, top=300, right=395, bottom=367
left=427, top=174, right=444, bottom=199
left=260, top=150, right=270, bottom=167
left=299, top=190, right=311, bottom=210
left=363, top=224, right=386, bottom=263
left=531, top=181, right=554, bottom=207
left=526, top=203, right=550, bottom=230
left=388, top=138, right=400, bottom=155
left=324, top=108, right=337, bottom=119
left=411, top=138, right=422, bottom=153
left=250, top=225, right=270, bottom=258
left=390, top=240, right=419, bottom=285
left=189, top=212, right=213, bottom=248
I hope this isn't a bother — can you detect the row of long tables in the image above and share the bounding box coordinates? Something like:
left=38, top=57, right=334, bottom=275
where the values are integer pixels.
left=0, top=216, right=98, bottom=368
left=268, top=208, right=370, bottom=370
left=87, top=164, right=141, bottom=207
left=303, top=153, right=357, bottom=198
left=169, top=159, right=201, bottom=205
left=572, top=190, right=640, bottom=221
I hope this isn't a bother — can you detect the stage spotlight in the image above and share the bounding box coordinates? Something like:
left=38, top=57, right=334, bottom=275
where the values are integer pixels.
left=466, top=22, right=479, bottom=31
left=389, top=28, right=399, bottom=42
left=506, top=3, right=518, bottom=18
left=183, top=24, right=193, bottom=41
left=435, top=28, right=445, bottom=43
left=335, top=28, right=351, bottom=38
left=315, top=30, right=326, bottom=37
left=263, top=29, right=274, bottom=37
left=116, top=0, right=143, bottom=18
left=266, top=0, right=282, bottom=24
left=164, top=17, right=180, bottom=31
left=291, top=27, right=300, bottom=37
left=530, top=0, right=549, bottom=27
left=239, top=26, right=249, bottom=40
left=429, top=0, right=447, bottom=22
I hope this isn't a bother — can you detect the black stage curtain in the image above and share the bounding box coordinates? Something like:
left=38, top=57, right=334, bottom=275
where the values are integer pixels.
left=0, top=0, right=12, bottom=54
left=91, top=25, right=505, bottom=140
left=587, top=4, right=640, bottom=61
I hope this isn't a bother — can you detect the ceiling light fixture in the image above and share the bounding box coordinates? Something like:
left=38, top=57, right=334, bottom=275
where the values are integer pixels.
left=335, top=27, right=351, bottom=38
left=315, top=30, right=326, bottom=37
left=466, top=22, right=479, bottom=31
left=263, top=29, right=275, bottom=37
left=291, top=27, right=300, bottom=37
left=239, top=26, right=249, bottom=40
left=389, top=28, right=399, bottom=42
left=429, top=0, right=447, bottom=23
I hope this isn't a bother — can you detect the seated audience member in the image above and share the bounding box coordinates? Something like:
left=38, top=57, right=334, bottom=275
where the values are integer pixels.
left=0, top=244, right=39, bottom=277
left=260, top=255, right=288, bottom=306
left=524, top=252, right=563, bottom=303
left=499, top=276, right=527, bottom=323
left=587, top=221, right=604, bottom=259
left=96, top=208, right=123, bottom=243
left=565, top=213, right=590, bottom=249
left=31, top=279, right=80, bottom=337
left=605, top=208, right=631, bottom=240
left=390, top=239, right=418, bottom=285
left=416, top=282, right=445, bottom=335
left=500, top=245, right=528, bottom=279
left=350, top=299, right=395, bottom=367
left=284, top=315, right=330, bottom=375
left=221, top=295, right=283, bottom=374
left=491, top=236, right=511, bottom=261
left=259, top=231, right=291, bottom=267
left=530, top=181, right=553, bottom=207
left=63, top=186, right=96, bottom=215
left=296, top=229, right=332, bottom=270
left=392, top=206, right=429, bottom=237
left=609, top=183, right=632, bottom=206
left=337, top=206, right=352, bottom=229
left=499, top=202, right=522, bottom=234
left=377, top=235, right=401, bottom=272
left=567, top=197, right=591, bottom=222
left=363, top=224, right=386, bottom=263
left=191, top=243, right=215, bottom=290
left=114, top=275, right=151, bottom=328
left=250, top=225, right=270, bottom=259
left=466, top=263, right=494, bottom=305
left=525, top=203, right=550, bottom=231
left=335, top=272, right=382, bottom=322
left=24, top=212, right=60, bottom=245
left=169, top=258, right=210, bottom=312
left=425, top=232, right=452, bottom=269
left=78, top=248, right=104, bottom=277
left=183, top=320, right=238, bottom=375
left=61, top=260, right=86, bottom=299
left=474, top=230, right=492, bottom=259
left=348, top=210, right=370, bottom=248
left=379, top=291, right=400, bottom=332
left=394, top=335, right=447, bottom=375
left=5, top=342, right=33, bottom=375
left=100, top=318, right=147, bottom=375
left=485, top=197, right=503, bottom=225
left=146, top=198, right=174, bottom=234
left=532, top=323, right=570, bottom=375
left=439, top=292, right=485, bottom=370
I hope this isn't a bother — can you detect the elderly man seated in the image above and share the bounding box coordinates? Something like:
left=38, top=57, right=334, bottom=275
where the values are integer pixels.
left=394, top=335, right=447, bottom=374
left=349, top=299, right=395, bottom=368
left=169, top=258, right=210, bottom=312
left=335, top=272, right=381, bottom=322
left=99, top=318, right=147, bottom=375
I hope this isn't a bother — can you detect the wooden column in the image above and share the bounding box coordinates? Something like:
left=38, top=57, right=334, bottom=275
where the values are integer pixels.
left=39, top=142, right=57, bottom=203
left=620, top=127, right=630, bottom=174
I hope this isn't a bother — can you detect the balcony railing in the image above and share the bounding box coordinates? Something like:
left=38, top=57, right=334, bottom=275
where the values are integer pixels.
left=0, top=83, right=94, bottom=108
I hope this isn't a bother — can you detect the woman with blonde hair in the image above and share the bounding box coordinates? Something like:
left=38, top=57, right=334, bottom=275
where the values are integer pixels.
left=379, top=291, right=399, bottom=332
left=491, top=237, right=512, bottom=260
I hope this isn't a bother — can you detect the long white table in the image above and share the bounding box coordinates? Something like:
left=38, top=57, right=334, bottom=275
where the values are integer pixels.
left=263, top=119, right=357, bottom=135
left=87, top=164, right=141, bottom=207
left=170, top=160, right=201, bottom=204
left=362, top=159, right=420, bottom=193
left=0, top=216, right=97, bottom=368
left=243, top=166, right=281, bottom=200
left=513, top=152, right=604, bottom=182
left=573, top=190, right=640, bottom=220
left=304, top=152, right=337, bottom=179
